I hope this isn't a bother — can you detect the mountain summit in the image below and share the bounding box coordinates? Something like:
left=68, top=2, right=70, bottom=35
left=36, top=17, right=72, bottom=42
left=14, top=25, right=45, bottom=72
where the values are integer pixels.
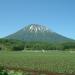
left=5, top=24, right=73, bottom=43
left=23, top=24, right=51, bottom=33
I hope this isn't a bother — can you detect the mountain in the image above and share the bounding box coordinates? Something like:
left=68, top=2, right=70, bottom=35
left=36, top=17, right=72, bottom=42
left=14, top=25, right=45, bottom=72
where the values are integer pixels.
left=5, top=24, right=73, bottom=43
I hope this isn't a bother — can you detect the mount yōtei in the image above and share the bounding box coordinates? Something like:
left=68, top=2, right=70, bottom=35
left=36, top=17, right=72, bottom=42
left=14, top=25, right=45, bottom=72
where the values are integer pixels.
left=5, top=24, right=73, bottom=43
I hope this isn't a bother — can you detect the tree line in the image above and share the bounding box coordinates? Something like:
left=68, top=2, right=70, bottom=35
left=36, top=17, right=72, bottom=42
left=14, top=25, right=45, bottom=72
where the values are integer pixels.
left=0, top=39, right=75, bottom=51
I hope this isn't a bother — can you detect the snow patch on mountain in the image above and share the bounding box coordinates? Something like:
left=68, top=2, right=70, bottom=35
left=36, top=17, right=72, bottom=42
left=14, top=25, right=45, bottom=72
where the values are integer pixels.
left=24, top=24, right=52, bottom=33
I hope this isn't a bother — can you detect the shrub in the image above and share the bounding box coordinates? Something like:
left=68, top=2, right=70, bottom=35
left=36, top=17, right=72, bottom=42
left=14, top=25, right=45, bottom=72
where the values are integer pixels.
left=12, top=45, right=24, bottom=51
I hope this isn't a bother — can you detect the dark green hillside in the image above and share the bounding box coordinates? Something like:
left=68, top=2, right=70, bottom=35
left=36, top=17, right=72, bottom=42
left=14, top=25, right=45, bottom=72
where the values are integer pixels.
left=0, top=39, right=25, bottom=51
left=0, top=39, right=75, bottom=51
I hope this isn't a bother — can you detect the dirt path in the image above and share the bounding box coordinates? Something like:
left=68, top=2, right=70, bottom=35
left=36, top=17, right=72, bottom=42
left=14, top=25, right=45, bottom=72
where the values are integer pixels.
left=4, top=66, right=68, bottom=75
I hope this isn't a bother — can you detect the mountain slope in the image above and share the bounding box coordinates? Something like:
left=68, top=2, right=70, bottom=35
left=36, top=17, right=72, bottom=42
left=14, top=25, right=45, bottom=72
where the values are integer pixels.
left=5, top=24, right=73, bottom=43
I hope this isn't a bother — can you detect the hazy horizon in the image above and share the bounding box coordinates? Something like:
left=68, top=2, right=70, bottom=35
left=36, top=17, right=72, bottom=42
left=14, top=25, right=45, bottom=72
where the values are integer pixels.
left=0, top=0, right=75, bottom=39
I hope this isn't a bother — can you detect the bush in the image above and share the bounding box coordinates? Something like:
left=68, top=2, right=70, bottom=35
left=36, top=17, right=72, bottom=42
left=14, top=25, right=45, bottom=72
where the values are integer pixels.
left=0, top=47, right=2, bottom=50
left=12, top=45, right=24, bottom=51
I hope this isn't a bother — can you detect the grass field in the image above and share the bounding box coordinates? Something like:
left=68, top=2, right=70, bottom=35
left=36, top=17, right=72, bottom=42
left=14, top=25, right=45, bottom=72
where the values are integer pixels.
left=0, top=50, right=75, bottom=74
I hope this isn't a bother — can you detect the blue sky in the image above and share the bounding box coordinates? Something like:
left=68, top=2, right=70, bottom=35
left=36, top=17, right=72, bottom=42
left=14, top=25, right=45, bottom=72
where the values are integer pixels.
left=0, top=0, right=75, bottom=39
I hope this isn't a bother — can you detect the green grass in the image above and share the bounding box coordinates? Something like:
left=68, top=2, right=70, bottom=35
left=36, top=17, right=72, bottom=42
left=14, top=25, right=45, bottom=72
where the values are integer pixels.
left=0, top=50, right=75, bottom=74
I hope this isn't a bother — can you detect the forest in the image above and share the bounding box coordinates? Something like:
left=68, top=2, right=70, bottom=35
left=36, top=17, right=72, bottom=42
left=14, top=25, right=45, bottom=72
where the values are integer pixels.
left=0, top=39, right=75, bottom=51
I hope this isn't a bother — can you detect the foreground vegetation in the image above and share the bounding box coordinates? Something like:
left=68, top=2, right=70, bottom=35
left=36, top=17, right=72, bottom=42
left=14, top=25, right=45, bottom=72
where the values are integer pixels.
left=0, top=39, right=75, bottom=75
left=0, top=51, right=75, bottom=75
